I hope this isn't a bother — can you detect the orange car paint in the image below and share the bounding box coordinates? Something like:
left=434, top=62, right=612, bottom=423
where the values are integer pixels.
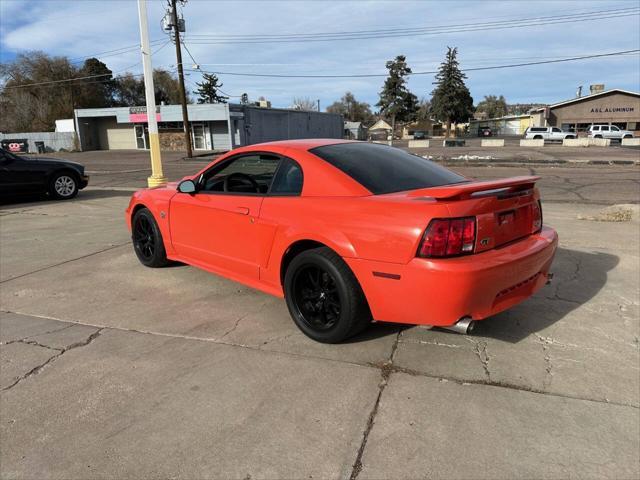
left=126, top=139, right=557, bottom=327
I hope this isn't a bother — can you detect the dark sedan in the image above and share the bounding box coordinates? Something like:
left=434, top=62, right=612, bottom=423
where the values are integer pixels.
left=0, top=148, right=89, bottom=199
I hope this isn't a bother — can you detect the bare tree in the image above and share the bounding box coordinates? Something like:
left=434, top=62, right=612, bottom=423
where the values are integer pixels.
left=292, top=96, right=318, bottom=111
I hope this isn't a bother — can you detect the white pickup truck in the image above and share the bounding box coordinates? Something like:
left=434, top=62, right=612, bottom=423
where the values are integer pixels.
left=587, top=125, right=634, bottom=140
left=524, top=127, right=576, bottom=141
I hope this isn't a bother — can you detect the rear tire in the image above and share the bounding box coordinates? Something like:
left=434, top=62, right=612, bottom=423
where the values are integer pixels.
left=284, top=247, right=371, bottom=343
left=131, top=208, right=170, bottom=268
left=49, top=171, right=78, bottom=200
left=595, top=135, right=603, bottom=139
left=533, top=135, right=543, bottom=139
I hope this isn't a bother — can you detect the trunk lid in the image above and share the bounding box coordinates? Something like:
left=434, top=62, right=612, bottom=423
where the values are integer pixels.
left=408, top=176, right=541, bottom=252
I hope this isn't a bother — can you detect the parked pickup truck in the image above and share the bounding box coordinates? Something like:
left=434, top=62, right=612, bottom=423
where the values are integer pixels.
left=524, top=127, right=576, bottom=141
left=587, top=125, right=634, bottom=140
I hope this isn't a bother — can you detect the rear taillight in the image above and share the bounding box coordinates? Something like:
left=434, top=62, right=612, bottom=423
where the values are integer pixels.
left=532, top=200, right=542, bottom=233
left=417, top=217, right=476, bottom=258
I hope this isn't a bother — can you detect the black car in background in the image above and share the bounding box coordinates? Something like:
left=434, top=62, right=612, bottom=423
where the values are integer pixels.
left=0, top=148, right=89, bottom=200
left=478, top=126, right=493, bottom=137
left=413, top=130, right=427, bottom=140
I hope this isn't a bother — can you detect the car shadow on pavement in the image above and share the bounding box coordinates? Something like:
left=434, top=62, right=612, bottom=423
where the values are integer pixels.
left=471, top=247, right=619, bottom=343
left=0, top=189, right=133, bottom=209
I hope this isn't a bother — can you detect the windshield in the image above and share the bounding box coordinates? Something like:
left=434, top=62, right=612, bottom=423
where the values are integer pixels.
left=310, top=142, right=467, bottom=195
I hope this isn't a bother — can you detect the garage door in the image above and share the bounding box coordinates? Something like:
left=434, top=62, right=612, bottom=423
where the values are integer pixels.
left=97, top=117, right=136, bottom=150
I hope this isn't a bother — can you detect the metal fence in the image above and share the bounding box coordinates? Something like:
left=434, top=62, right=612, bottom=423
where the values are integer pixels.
left=0, top=132, right=77, bottom=153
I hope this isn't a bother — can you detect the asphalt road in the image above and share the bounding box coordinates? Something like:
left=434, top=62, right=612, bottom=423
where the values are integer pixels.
left=21, top=148, right=640, bottom=205
left=1, top=149, right=639, bottom=479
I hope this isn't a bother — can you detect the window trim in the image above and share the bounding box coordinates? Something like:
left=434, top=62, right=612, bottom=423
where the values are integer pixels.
left=267, top=156, right=304, bottom=197
left=195, top=151, right=304, bottom=197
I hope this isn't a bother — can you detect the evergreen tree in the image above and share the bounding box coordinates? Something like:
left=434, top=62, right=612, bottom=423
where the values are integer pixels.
left=193, top=73, right=228, bottom=104
left=376, top=55, right=418, bottom=141
left=78, top=58, right=116, bottom=108
left=476, top=95, right=508, bottom=119
left=430, top=47, right=474, bottom=137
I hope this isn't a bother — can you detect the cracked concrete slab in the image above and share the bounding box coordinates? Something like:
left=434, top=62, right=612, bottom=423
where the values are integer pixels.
left=0, top=195, right=130, bottom=282
left=27, top=323, right=102, bottom=351
left=0, top=325, right=380, bottom=479
left=358, top=373, right=640, bottom=480
left=0, top=311, right=72, bottom=343
left=1, top=167, right=639, bottom=478
left=0, top=247, right=398, bottom=366
left=0, top=341, right=59, bottom=390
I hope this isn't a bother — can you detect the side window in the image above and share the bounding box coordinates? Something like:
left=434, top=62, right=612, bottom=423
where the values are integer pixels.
left=592, top=126, right=599, bottom=131
left=201, top=154, right=280, bottom=194
left=611, top=126, right=620, bottom=131
left=601, top=126, right=609, bottom=131
left=270, top=158, right=303, bottom=195
left=552, top=127, right=561, bottom=132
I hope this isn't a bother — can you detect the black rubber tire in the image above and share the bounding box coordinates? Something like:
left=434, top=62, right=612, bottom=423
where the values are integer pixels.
left=49, top=171, right=78, bottom=200
left=623, top=135, right=632, bottom=139
left=533, top=135, right=542, bottom=139
left=284, top=247, right=371, bottom=343
left=595, top=135, right=603, bottom=139
left=131, top=208, right=170, bottom=268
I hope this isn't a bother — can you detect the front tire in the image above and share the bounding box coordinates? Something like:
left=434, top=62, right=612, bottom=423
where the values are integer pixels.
left=132, top=208, right=170, bottom=268
left=284, top=247, right=371, bottom=343
left=49, top=172, right=78, bottom=199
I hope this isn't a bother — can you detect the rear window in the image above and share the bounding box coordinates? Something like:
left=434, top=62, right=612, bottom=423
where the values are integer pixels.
left=310, top=142, right=467, bottom=195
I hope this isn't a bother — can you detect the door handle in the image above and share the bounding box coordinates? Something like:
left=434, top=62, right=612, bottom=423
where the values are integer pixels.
left=235, top=206, right=250, bottom=215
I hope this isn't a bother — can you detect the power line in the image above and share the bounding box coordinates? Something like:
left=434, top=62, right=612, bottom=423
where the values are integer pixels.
left=182, top=8, right=639, bottom=44
left=186, top=7, right=639, bottom=38
left=184, top=49, right=640, bottom=79
left=67, top=39, right=166, bottom=64
left=2, top=42, right=173, bottom=90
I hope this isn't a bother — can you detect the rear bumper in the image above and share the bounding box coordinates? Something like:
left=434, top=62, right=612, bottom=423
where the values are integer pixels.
left=79, top=175, right=89, bottom=189
left=345, top=226, right=558, bottom=327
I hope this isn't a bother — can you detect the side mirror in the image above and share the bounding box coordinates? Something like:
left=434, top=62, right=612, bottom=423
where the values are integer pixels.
left=177, top=179, right=197, bottom=194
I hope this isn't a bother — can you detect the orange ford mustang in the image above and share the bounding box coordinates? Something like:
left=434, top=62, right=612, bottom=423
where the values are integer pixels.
left=126, top=139, right=557, bottom=343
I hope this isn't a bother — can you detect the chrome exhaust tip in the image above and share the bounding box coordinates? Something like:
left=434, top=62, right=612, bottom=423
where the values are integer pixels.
left=546, top=272, right=554, bottom=285
left=442, top=316, right=476, bottom=335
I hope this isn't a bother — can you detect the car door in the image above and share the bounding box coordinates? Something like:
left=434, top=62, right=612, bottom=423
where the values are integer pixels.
left=169, top=153, right=282, bottom=280
left=0, top=149, right=44, bottom=194
left=599, top=125, right=610, bottom=138
left=609, top=126, right=621, bottom=139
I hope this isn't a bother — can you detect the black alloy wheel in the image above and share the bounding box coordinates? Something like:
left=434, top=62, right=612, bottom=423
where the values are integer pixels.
left=292, top=265, right=342, bottom=331
left=132, top=208, right=169, bottom=268
left=284, top=247, right=371, bottom=343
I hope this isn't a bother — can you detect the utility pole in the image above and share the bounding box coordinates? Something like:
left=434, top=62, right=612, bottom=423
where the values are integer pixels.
left=317, top=99, right=320, bottom=112
left=137, top=0, right=167, bottom=187
left=170, top=0, right=192, bottom=158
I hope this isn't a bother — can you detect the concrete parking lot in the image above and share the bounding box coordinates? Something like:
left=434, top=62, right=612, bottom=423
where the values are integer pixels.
left=1, top=150, right=639, bottom=479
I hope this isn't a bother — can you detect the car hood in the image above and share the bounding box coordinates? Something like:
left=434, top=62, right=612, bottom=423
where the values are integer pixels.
left=29, top=156, right=85, bottom=170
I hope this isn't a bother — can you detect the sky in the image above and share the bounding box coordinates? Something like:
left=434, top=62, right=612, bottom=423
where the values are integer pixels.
left=1, top=0, right=639, bottom=110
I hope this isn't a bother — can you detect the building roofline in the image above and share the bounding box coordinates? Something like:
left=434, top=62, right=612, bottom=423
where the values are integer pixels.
left=530, top=89, right=640, bottom=112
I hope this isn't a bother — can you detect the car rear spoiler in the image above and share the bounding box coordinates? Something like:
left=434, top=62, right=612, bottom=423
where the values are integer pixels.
left=408, top=176, right=540, bottom=200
